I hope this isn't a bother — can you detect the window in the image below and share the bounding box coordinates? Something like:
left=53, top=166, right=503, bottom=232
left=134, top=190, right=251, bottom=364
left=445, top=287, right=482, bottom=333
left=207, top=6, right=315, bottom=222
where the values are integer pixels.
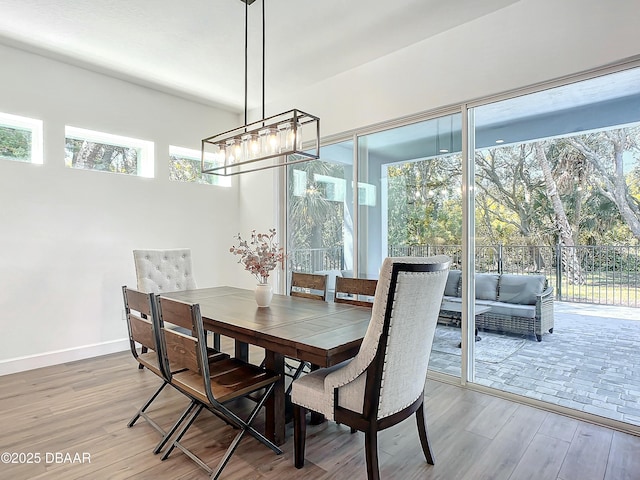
left=65, top=126, right=154, bottom=177
left=287, top=141, right=354, bottom=279
left=0, top=112, right=43, bottom=164
left=169, top=146, right=230, bottom=187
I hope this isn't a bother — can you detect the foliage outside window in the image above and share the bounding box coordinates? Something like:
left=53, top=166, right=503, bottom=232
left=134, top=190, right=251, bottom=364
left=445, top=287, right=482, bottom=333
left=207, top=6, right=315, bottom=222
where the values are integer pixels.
left=474, top=124, right=640, bottom=247
left=387, top=153, right=462, bottom=247
left=169, top=146, right=230, bottom=187
left=65, top=126, right=154, bottom=177
left=288, top=160, right=346, bottom=272
left=0, top=112, right=43, bottom=164
left=386, top=124, right=640, bottom=252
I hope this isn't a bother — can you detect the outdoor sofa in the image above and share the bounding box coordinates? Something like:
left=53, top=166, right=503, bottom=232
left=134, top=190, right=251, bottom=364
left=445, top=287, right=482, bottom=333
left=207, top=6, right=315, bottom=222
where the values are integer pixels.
left=440, top=270, right=555, bottom=341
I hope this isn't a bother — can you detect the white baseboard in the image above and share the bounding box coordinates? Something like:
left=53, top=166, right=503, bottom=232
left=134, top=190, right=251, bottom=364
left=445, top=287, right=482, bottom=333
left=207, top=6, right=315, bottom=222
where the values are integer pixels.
left=0, top=339, right=130, bottom=376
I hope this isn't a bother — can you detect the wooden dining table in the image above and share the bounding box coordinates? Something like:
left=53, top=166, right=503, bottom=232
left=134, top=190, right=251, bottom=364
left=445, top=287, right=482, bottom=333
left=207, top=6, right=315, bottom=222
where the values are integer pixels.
left=160, top=286, right=372, bottom=446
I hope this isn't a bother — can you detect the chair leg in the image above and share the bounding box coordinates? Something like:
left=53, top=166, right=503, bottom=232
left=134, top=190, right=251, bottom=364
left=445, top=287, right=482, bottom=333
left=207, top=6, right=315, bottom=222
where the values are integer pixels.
left=364, top=429, right=380, bottom=480
left=128, top=381, right=167, bottom=427
left=163, top=386, right=282, bottom=479
left=293, top=405, right=307, bottom=469
left=416, top=400, right=435, bottom=465
left=153, top=399, right=198, bottom=454
left=214, top=384, right=283, bottom=454
left=285, top=362, right=307, bottom=396
left=211, top=332, right=221, bottom=351
left=161, top=404, right=204, bottom=460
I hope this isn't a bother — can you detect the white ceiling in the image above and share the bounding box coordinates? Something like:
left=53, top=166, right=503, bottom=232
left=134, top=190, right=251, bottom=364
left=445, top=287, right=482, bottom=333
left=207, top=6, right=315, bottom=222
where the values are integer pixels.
left=0, top=0, right=519, bottom=112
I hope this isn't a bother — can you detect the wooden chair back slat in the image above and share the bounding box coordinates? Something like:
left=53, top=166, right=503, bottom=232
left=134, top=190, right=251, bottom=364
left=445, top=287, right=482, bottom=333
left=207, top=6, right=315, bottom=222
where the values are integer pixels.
left=158, top=296, right=194, bottom=331
left=129, top=314, right=156, bottom=350
left=123, top=286, right=166, bottom=376
left=126, top=288, right=154, bottom=317
left=291, top=272, right=327, bottom=301
left=163, top=328, right=200, bottom=373
left=334, top=277, right=378, bottom=307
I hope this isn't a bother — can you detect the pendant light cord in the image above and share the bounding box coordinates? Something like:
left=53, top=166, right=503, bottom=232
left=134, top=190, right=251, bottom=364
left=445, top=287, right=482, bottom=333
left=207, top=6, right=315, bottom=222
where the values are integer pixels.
left=244, top=0, right=266, bottom=126
left=262, top=0, right=265, bottom=121
left=244, top=0, right=248, bottom=127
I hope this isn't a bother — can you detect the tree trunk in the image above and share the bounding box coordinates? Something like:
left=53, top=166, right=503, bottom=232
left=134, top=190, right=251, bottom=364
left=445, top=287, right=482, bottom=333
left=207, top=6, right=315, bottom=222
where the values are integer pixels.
left=534, top=143, right=585, bottom=285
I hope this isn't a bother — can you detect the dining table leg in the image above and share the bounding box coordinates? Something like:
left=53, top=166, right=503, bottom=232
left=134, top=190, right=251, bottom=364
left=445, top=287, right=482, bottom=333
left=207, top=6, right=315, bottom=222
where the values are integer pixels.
left=235, top=340, right=249, bottom=362
left=264, top=350, right=285, bottom=446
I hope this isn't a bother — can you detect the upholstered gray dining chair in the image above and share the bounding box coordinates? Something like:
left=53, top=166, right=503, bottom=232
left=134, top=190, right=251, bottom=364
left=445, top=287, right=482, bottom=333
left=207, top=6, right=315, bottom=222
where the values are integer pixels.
left=291, top=255, right=451, bottom=480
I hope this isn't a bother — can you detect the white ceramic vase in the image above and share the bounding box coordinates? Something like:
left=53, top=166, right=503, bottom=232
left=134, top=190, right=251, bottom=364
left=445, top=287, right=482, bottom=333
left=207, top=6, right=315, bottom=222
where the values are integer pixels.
left=255, top=283, right=273, bottom=307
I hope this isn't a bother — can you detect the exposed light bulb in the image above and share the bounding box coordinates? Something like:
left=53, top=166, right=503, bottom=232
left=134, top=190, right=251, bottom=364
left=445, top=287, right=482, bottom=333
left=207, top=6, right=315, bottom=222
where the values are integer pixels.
left=269, top=130, right=279, bottom=152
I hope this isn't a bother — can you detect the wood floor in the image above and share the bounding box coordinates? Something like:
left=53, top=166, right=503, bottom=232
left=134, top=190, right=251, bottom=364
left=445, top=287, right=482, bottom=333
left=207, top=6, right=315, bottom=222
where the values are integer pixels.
left=1, top=348, right=639, bottom=480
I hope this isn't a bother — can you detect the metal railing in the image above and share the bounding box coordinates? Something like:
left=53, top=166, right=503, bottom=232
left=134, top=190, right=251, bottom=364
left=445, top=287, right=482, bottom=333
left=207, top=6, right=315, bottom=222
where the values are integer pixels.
left=389, top=244, right=640, bottom=307
left=289, top=246, right=344, bottom=273
left=555, top=244, right=640, bottom=307
left=289, top=244, right=640, bottom=307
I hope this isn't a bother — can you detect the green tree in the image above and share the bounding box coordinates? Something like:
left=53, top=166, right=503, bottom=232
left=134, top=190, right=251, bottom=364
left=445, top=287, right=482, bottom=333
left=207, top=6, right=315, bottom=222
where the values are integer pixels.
left=568, top=127, right=640, bottom=240
left=288, top=159, right=345, bottom=270
left=387, top=154, right=461, bottom=246
left=0, top=126, right=31, bottom=162
left=66, top=139, right=138, bottom=173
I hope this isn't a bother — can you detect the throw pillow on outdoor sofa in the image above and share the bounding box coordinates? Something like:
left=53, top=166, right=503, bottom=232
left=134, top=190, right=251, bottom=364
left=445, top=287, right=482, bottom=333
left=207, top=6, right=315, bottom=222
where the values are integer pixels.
left=498, top=274, right=546, bottom=305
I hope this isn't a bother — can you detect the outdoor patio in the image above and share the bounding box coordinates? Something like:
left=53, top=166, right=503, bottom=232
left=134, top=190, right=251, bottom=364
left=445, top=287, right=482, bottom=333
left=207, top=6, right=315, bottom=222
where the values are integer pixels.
left=428, top=301, right=640, bottom=426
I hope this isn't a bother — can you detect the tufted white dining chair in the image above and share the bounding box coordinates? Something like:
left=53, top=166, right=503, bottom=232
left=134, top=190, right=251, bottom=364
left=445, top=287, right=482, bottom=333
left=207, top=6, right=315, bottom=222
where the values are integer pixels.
left=133, top=248, right=220, bottom=352
left=291, top=256, right=451, bottom=480
left=133, top=248, right=197, bottom=293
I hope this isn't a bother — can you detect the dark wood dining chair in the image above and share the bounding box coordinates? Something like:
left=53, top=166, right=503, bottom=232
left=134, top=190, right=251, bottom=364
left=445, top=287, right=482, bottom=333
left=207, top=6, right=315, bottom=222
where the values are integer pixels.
left=156, top=296, right=282, bottom=480
left=285, top=272, right=328, bottom=393
left=290, top=272, right=328, bottom=301
left=123, top=286, right=231, bottom=455
left=123, top=286, right=179, bottom=448
left=334, top=277, right=378, bottom=307
left=291, top=256, right=451, bottom=480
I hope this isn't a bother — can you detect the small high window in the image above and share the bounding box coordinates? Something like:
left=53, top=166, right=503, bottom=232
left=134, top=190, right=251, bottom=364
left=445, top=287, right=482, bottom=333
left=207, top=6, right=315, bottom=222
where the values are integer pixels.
left=169, top=146, right=230, bottom=187
left=65, top=126, right=154, bottom=177
left=0, top=112, right=43, bottom=164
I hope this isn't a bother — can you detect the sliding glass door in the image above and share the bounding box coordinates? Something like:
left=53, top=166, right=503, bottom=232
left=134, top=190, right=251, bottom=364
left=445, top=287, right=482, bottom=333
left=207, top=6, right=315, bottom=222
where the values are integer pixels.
left=286, top=140, right=354, bottom=297
left=354, top=114, right=464, bottom=376
left=356, top=115, right=463, bottom=274
left=285, top=63, right=640, bottom=431
left=471, top=66, right=640, bottom=426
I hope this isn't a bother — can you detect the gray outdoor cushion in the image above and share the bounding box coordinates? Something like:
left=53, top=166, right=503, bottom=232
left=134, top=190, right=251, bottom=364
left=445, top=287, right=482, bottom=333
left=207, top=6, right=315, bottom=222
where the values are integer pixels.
left=475, top=299, right=497, bottom=308
left=489, top=302, right=536, bottom=319
left=444, top=270, right=461, bottom=297
left=498, top=274, right=546, bottom=305
left=442, top=296, right=461, bottom=304
left=475, top=273, right=499, bottom=301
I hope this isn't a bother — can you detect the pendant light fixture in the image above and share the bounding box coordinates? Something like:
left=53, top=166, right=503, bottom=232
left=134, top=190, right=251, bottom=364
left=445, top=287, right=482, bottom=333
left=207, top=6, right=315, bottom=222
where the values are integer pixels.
left=201, top=0, right=320, bottom=176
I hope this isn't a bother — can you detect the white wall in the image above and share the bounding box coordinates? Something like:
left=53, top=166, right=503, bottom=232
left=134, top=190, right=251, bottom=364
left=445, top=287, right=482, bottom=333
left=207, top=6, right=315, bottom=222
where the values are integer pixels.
left=264, top=0, right=640, bottom=138
left=251, top=0, right=640, bottom=279
left=0, top=43, right=245, bottom=374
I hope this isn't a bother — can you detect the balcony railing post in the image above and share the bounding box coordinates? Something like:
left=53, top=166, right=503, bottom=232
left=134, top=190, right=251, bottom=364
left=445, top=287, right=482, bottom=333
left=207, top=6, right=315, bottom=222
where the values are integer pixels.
left=556, top=242, right=562, bottom=300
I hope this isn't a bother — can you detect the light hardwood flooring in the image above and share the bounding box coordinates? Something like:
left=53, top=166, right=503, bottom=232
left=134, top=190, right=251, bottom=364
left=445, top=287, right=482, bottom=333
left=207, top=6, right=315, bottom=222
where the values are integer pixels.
left=1, top=347, right=639, bottom=480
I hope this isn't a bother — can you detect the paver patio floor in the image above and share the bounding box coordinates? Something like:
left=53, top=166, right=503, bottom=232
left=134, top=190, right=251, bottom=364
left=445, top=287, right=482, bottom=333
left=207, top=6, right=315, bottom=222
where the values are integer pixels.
left=428, top=301, right=640, bottom=426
